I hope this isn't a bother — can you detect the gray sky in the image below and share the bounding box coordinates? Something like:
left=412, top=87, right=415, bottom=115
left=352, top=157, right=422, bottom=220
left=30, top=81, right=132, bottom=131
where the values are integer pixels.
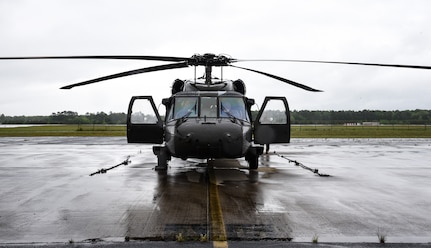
left=1, top=0, right=430, bottom=116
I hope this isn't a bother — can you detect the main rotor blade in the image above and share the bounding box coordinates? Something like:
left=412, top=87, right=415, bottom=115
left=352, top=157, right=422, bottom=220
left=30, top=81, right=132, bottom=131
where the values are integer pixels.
left=236, top=59, right=431, bottom=70
left=0, top=55, right=188, bottom=62
left=61, top=62, right=189, bottom=89
left=230, top=65, right=322, bottom=92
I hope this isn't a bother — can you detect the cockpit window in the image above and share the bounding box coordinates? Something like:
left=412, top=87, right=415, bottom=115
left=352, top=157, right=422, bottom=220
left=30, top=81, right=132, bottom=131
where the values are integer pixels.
left=220, top=97, right=248, bottom=121
left=200, top=97, right=218, bottom=118
left=173, top=97, right=198, bottom=119
left=167, top=96, right=249, bottom=121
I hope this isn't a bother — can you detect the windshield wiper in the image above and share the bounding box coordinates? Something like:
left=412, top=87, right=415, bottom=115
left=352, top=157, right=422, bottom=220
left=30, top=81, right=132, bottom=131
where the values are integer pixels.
left=176, top=103, right=197, bottom=125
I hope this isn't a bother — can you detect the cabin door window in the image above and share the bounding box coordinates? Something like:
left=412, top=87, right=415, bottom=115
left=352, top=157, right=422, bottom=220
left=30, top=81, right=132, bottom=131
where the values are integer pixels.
left=254, top=97, right=290, bottom=144
left=127, top=96, right=163, bottom=144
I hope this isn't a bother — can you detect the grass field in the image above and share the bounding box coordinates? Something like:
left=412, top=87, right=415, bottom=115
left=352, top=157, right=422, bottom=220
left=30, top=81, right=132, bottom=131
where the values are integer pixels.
left=1, top=124, right=430, bottom=138
left=291, top=124, right=431, bottom=138
left=0, top=125, right=126, bottom=137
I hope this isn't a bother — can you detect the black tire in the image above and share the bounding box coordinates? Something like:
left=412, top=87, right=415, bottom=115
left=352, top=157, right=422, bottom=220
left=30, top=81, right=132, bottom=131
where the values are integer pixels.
left=155, top=149, right=169, bottom=171
left=246, top=153, right=259, bottom=170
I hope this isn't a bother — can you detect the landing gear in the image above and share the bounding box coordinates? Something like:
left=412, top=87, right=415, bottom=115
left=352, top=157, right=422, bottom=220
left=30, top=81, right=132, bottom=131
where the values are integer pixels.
left=246, top=146, right=263, bottom=170
left=153, top=146, right=171, bottom=170
left=246, top=153, right=259, bottom=170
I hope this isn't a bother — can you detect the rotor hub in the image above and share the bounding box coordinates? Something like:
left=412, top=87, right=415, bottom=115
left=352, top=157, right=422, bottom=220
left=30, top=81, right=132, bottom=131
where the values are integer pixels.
left=188, top=53, right=233, bottom=67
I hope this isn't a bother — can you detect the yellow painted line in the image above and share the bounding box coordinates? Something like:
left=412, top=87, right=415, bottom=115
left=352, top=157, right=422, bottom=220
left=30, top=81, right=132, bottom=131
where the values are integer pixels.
left=213, top=240, right=229, bottom=248
left=208, top=165, right=228, bottom=248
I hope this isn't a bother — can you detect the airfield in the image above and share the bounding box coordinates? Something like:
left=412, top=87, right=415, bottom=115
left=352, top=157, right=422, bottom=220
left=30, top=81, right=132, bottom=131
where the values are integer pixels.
left=0, top=137, right=431, bottom=247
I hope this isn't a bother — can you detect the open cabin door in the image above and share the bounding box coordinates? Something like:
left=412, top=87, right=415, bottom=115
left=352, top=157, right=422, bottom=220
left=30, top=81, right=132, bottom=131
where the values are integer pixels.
left=254, top=96, right=290, bottom=144
left=127, top=96, right=163, bottom=144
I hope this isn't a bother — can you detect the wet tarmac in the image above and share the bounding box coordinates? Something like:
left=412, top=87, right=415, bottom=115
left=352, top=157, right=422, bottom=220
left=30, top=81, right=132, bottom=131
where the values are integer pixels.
left=0, top=137, right=430, bottom=247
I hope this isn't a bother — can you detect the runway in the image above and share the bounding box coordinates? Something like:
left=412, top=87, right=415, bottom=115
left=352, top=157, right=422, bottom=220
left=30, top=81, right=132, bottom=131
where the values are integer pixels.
left=0, top=137, right=430, bottom=246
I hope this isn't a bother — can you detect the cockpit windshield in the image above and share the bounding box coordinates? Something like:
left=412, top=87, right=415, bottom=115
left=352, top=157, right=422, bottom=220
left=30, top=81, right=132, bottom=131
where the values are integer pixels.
left=173, top=97, right=198, bottom=119
left=200, top=97, right=218, bottom=118
left=168, top=96, right=249, bottom=121
left=219, top=97, right=248, bottom=121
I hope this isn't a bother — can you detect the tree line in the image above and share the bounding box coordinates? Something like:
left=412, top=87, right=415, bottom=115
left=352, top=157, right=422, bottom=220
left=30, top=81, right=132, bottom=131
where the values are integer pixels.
left=1, top=109, right=430, bottom=125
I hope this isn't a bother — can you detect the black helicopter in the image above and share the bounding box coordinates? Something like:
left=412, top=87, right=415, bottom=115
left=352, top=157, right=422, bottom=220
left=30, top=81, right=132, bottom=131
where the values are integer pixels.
left=1, top=53, right=430, bottom=170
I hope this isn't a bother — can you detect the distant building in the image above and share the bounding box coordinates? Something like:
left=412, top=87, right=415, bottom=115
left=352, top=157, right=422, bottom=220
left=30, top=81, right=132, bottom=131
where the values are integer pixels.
left=344, top=122, right=361, bottom=126
left=362, top=122, right=380, bottom=126
left=344, top=122, right=380, bottom=126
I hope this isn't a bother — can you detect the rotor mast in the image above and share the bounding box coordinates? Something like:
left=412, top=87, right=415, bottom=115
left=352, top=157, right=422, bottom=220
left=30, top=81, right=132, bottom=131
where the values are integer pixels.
left=205, top=64, right=212, bottom=85
left=188, top=53, right=231, bottom=85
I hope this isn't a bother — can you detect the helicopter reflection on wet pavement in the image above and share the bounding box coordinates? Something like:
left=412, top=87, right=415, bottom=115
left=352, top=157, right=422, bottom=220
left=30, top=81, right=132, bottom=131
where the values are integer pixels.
left=1, top=137, right=431, bottom=244
left=123, top=158, right=291, bottom=242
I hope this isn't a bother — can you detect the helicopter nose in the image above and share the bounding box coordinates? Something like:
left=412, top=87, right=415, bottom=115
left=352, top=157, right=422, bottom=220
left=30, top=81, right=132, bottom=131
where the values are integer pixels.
left=180, top=130, right=239, bottom=145
left=174, top=121, right=246, bottom=158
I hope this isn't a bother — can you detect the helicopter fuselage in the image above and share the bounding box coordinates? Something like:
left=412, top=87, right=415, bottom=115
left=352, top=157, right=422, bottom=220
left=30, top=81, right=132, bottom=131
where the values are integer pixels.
left=163, top=91, right=253, bottom=159
left=127, top=78, right=291, bottom=169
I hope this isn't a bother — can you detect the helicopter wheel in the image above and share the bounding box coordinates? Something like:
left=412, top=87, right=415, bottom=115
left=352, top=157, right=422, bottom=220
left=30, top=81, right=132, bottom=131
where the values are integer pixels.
left=248, top=156, right=259, bottom=170
left=155, top=147, right=170, bottom=171
left=246, top=147, right=263, bottom=170
left=246, top=153, right=259, bottom=170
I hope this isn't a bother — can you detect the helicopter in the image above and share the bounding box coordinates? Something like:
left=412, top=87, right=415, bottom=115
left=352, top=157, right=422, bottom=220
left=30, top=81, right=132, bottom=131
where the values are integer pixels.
left=1, top=53, right=431, bottom=170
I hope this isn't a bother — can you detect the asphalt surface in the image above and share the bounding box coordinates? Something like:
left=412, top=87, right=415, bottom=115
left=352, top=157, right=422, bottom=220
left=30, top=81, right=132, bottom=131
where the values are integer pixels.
left=0, top=137, right=430, bottom=248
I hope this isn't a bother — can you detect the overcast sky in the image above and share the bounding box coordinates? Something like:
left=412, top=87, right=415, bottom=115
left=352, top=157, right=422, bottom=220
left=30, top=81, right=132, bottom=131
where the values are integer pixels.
left=1, top=0, right=430, bottom=116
